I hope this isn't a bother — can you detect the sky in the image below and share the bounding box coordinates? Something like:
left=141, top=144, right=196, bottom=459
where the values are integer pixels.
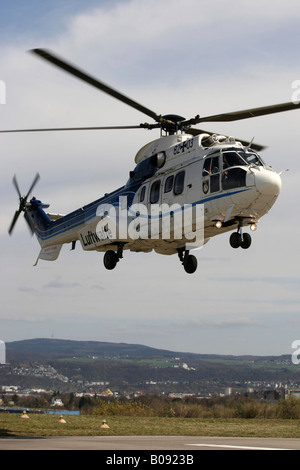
left=1, top=0, right=300, bottom=357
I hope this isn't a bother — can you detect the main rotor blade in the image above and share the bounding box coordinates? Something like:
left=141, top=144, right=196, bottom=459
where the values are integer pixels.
left=31, top=48, right=161, bottom=123
left=188, top=101, right=300, bottom=124
left=8, top=210, right=22, bottom=235
left=0, top=125, right=148, bottom=133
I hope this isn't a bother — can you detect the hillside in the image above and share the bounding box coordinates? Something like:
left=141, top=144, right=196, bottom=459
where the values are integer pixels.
left=2, top=338, right=300, bottom=395
left=6, top=338, right=175, bottom=361
left=5, top=337, right=281, bottom=361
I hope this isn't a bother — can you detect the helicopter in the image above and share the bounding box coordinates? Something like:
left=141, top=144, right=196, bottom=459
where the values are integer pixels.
left=5, top=49, right=300, bottom=273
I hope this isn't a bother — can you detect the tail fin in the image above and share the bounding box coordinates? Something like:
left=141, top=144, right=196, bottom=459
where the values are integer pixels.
left=24, top=197, right=53, bottom=237
left=25, top=198, right=64, bottom=265
left=8, top=174, right=63, bottom=265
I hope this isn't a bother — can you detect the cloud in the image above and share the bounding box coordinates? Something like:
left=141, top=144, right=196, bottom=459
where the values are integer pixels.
left=1, top=0, right=300, bottom=355
left=44, top=280, right=80, bottom=289
left=18, top=287, right=39, bottom=293
left=91, top=284, right=105, bottom=290
left=210, top=276, right=300, bottom=286
left=170, top=316, right=263, bottom=329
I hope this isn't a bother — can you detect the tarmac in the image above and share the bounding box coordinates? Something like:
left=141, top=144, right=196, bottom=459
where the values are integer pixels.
left=0, top=435, right=299, bottom=450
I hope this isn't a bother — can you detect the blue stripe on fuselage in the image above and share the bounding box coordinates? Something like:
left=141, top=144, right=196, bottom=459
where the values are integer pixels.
left=34, top=186, right=250, bottom=241
left=35, top=185, right=136, bottom=241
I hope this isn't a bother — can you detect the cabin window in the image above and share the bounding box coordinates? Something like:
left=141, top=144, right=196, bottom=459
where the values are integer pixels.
left=140, top=186, right=146, bottom=202
left=174, top=171, right=185, bottom=195
left=164, top=175, right=174, bottom=193
left=150, top=180, right=161, bottom=204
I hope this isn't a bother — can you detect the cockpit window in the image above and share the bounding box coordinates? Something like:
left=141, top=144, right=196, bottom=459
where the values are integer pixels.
left=223, top=150, right=263, bottom=168
left=242, top=151, right=263, bottom=166
left=223, top=152, right=246, bottom=168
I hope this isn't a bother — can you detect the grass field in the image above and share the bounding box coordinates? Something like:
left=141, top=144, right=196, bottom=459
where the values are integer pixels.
left=1, top=414, right=300, bottom=438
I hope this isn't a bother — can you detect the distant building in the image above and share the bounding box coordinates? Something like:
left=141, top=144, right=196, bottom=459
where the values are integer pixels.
left=285, top=389, right=300, bottom=399
left=51, top=398, right=64, bottom=407
left=0, top=341, right=5, bottom=364
left=99, top=388, right=114, bottom=397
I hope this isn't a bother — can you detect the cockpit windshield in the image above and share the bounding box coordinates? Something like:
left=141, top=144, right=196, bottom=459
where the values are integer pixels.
left=202, top=148, right=265, bottom=194
left=242, top=151, right=263, bottom=166
left=222, top=152, right=245, bottom=168
left=222, top=150, right=264, bottom=169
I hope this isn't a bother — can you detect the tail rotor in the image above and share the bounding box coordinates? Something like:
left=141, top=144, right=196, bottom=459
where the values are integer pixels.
left=8, top=173, right=40, bottom=235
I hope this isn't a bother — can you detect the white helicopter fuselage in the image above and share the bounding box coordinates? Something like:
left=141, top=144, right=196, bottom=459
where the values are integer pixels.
left=27, top=132, right=281, bottom=272
left=8, top=48, right=296, bottom=273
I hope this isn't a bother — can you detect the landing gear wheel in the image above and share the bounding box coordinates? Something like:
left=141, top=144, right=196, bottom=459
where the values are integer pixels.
left=177, top=248, right=198, bottom=274
left=230, top=232, right=242, bottom=248
left=241, top=233, right=252, bottom=249
left=103, top=250, right=119, bottom=270
left=184, top=254, right=198, bottom=274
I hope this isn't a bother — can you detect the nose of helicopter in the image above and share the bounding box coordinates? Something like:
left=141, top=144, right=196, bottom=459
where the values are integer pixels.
left=255, top=168, right=281, bottom=197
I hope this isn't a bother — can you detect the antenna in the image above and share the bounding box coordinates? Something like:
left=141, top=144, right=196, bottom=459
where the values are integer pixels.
left=246, top=137, right=255, bottom=150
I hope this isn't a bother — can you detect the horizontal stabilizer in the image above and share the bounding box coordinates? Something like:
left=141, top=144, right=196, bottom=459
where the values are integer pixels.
left=34, top=244, right=62, bottom=265
left=47, top=212, right=65, bottom=220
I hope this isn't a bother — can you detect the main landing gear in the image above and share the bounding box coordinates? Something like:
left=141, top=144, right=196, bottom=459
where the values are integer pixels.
left=177, top=248, right=198, bottom=274
left=229, top=221, right=252, bottom=250
left=103, top=245, right=124, bottom=270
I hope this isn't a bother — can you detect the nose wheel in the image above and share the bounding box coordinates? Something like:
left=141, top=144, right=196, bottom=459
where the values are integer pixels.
left=229, top=222, right=252, bottom=249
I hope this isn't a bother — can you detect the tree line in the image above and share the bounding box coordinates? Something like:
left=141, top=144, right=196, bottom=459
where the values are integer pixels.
left=3, top=392, right=300, bottom=419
